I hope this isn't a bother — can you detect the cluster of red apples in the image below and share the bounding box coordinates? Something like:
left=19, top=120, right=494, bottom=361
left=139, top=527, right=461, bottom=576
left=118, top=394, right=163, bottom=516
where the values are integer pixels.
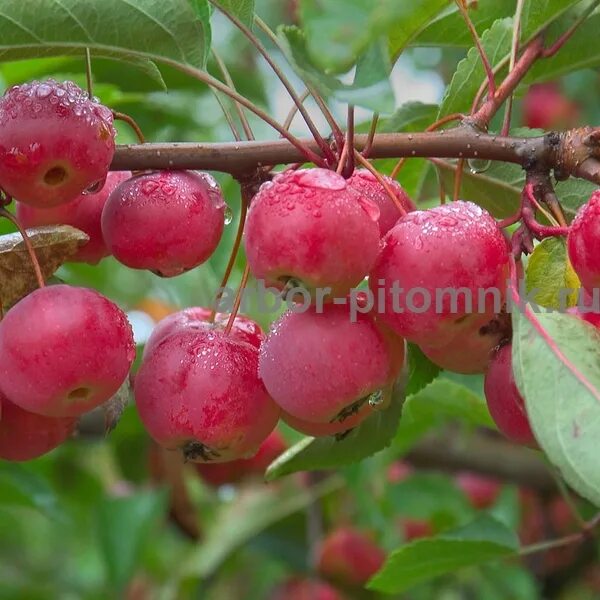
left=0, top=78, right=598, bottom=469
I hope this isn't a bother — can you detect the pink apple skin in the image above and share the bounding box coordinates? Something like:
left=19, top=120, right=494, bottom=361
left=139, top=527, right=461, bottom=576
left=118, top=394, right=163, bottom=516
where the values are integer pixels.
left=523, top=83, right=579, bottom=130
left=259, top=304, right=403, bottom=425
left=484, top=343, right=536, bottom=447
left=16, top=171, right=132, bottom=264
left=244, top=168, right=381, bottom=298
left=195, top=429, right=286, bottom=486
left=282, top=406, right=373, bottom=437
left=317, top=527, right=386, bottom=586
left=0, top=393, right=76, bottom=461
left=369, top=201, right=509, bottom=348
left=0, top=80, right=115, bottom=208
left=568, top=191, right=600, bottom=293
left=419, top=314, right=507, bottom=374
left=143, top=307, right=264, bottom=358
left=269, top=578, right=345, bottom=600
left=455, top=472, right=501, bottom=509
left=348, top=169, right=416, bottom=236
left=102, top=170, right=226, bottom=277
left=135, top=328, right=280, bottom=462
left=0, top=285, right=135, bottom=418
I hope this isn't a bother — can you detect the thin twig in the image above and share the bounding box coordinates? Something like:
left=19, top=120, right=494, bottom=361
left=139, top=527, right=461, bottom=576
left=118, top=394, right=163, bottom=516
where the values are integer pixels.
left=542, top=0, right=600, bottom=58
left=282, top=89, right=311, bottom=132
left=212, top=91, right=242, bottom=141
left=84, top=48, right=93, bottom=98
left=354, top=151, right=407, bottom=215
left=162, top=58, right=325, bottom=167
left=0, top=209, right=45, bottom=289
left=212, top=49, right=255, bottom=141
left=455, top=0, right=496, bottom=99
left=210, top=189, right=249, bottom=322
left=254, top=16, right=344, bottom=148
left=210, top=2, right=334, bottom=163
left=362, top=113, right=379, bottom=159
left=501, top=0, right=525, bottom=136
left=342, top=105, right=355, bottom=178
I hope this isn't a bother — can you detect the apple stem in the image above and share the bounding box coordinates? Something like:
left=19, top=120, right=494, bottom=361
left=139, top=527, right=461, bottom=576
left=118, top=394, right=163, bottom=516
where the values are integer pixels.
left=353, top=150, right=407, bottom=216
left=501, top=0, right=526, bottom=136
left=455, top=0, right=496, bottom=100
left=341, top=105, right=355, bottom=178
left=112, top=111, right=146, bottom=144
left=224, top=263, right=250, bottom=335
left=84, top=48, right=93, bottom=99
left=210, top=2, right=335, bottom=165
left=361, top=113, right=379, bottom=159
left=209, top=185, right=250, bottom=323
left=212, top=48, right=255, bottom=141
left=0, top=208, right=45, bottom=290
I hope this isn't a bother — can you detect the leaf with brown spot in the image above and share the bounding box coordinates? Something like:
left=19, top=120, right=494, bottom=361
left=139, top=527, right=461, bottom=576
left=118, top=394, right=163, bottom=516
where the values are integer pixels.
left=0, top=225, right=89, bottom=312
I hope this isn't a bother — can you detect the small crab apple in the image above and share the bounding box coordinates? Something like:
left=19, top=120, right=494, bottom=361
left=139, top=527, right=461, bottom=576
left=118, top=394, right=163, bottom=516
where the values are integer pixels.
left=282, top=407, right=374, bottom=437
left=0, top=393, right=76, bottom=461
left=16, top=171, right=132, bottom=264
left=523, top=83, right=579, bottom=130
left=0, top=285, right=135, bottom=418
left=244, top=168, right=381, bottom=298
left=369, top=201, right=509, bottom=348
left=348, top=169, right=415, bottom=236
left=317, top=527, right=386, bottom=587
left=0, top=80, right=115, bottom=208
left=195, top=429, right=287, bottom=486
left=143, top=306, right=264, bottom=358
left=568, top=190, right=600, bottom=293
left=269, top=578, right=345, bottom=600
left=455, top=472, right=501, bottom=509
left=134, top=328, right=280, bottom=462
left=484, top=343, right=536, bottom=447
left=419, top=311, right=509, bottom=374
left=102, top=170, right=226, bottom=277
left=259, top=303, right=403, bottom=427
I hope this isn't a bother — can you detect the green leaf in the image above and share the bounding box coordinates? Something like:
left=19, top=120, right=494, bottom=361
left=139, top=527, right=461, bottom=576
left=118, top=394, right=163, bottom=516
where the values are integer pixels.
left=96, top=490, right=167, bottom=590
left=368, top=515, right=518, bottom=593
left=406, top=343, right=441, bottom=397
left=389, top=473, right=473, bottom=524
left=433, top=146, right=595, bottom=220
left=381, top=102, right=439, bottom=133
left=0, top=462, right=64, bottom=520
left=277, top=27, right=395, bottom=113
left=525, top=12, right=600, bottom=83
left=394, top=377, right=492, bottom=454
left=415, top=1, right=513, bottom=47
left=181, top=477, right=342, bottom=578
left=211, top=0, right=254, bottom=28
left=0, top=0, right=211, bottom=69
left=416, top=0, right=580, bottom=48
left=266, top=380, right=405, bottom=480
left=526, top=238, right=580, bottom=310
left=512, top=310, right=600, bottom=506
left=439, top=18, right=513, bottom=118
left=300, top=0, right=448, bottom=73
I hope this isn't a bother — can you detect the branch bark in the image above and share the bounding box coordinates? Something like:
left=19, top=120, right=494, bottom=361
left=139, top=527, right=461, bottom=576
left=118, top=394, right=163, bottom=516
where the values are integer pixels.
left=406, top=430, right=556, bottom=494
left=111, top=127, right=600, bottom=187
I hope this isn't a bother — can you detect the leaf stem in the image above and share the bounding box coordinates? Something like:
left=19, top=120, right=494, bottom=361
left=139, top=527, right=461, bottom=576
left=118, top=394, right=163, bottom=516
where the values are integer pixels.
left=501, top=0, right=525, bottom=136
left=0, top=209, right=45, bottom=290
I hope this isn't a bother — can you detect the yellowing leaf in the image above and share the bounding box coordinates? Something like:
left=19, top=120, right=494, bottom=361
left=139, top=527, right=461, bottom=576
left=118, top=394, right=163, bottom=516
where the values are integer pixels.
left=0, top=225, right=88, bottom=312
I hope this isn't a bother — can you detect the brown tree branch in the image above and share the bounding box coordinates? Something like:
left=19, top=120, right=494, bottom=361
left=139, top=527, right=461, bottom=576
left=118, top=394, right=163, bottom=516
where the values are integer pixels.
left=111, top=127, right=600, bottom=187
left=405, top=430, right=556, bottom=494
